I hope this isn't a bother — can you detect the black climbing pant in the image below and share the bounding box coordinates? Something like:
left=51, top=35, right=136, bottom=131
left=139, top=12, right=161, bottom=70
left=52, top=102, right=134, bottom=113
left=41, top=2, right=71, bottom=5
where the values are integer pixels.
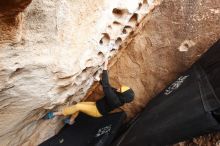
left=112, top=39, right=220, bottom=146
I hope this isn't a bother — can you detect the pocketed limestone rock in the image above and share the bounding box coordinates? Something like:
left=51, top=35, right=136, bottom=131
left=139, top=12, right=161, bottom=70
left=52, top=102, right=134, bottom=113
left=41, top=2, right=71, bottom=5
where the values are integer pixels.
left=0, top=0, right=220, bottom=145
left=0, top=0, right=161, bottom=145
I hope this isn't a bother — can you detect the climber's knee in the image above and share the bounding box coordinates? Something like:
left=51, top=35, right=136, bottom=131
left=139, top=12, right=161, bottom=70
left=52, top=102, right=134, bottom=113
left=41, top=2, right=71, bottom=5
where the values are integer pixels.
left=77, top=103, right=102, bottom=117
left=62, top=105, right=78, bottom=116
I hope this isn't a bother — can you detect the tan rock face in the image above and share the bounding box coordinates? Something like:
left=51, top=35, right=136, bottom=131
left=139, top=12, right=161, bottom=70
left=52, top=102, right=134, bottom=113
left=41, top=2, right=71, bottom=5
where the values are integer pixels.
left=0, top=0, right=220, bottom=145
left=109, top=0, right=220, bottom=118
left=0, top=0, right=32, bottom=16
left=0, top=0, right=161, bottom=145
left=0, top=0, right=31, bottom=43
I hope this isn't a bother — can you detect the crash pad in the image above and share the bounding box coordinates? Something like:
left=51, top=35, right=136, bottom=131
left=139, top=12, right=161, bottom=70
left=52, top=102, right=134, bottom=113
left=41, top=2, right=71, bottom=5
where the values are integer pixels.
left=40, top=112, right=126, bottom=146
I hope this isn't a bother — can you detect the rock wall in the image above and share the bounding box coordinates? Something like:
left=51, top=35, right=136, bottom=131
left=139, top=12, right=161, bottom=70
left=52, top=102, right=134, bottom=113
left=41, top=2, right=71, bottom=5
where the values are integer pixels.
left=0, top=0, right=161, bottom=145
left=87, top=0, right=220, bottom=145
left=111, top=0, right=220, bottom=118
left=0, top=0, right=220, bottom=145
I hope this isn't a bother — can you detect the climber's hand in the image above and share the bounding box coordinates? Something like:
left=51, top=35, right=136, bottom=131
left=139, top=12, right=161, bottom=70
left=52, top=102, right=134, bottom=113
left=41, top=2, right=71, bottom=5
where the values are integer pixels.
left=104, top=59, right=108, bottom=70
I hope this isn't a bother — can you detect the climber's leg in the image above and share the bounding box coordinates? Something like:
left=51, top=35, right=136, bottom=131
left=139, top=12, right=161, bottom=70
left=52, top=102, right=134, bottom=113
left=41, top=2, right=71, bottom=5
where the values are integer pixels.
left=67, top=112, right=79, bottom=125
left=77, top=102, right=97, bottom=105
left=62, top=102, right=102, bottom=118
left=43, top=112, right=55, bottom=119
left=61, top=104, right=80, bottom=116
left=43, top=111, right=63, bottom=119
left=63, top=112, right=79, bottom=125
left=44, top=102, right=102, bottom=119
left=53, top=112, right=63, bottom=116
left=75, top=102, right=102, bottom=117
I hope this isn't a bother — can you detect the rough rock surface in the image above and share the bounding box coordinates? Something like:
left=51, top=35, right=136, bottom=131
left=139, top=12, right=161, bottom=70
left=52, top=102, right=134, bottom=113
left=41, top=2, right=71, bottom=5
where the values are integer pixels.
left=87, top=0, right=220, bottom=145
left=0, top=0, right=161, bottom=145
left=0, top=0, right=220, bottom=146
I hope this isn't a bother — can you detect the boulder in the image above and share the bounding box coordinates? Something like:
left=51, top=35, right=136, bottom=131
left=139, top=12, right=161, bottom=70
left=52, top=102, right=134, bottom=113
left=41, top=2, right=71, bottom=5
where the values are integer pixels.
left=0, top=0, right=160, bottom=145
left=0, top=0, right=220, bottom=145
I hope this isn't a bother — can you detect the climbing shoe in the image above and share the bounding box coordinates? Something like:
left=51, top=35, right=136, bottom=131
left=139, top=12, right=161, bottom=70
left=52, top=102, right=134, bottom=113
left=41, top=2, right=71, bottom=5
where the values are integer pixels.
left=43, top=112, right=55, bottom=119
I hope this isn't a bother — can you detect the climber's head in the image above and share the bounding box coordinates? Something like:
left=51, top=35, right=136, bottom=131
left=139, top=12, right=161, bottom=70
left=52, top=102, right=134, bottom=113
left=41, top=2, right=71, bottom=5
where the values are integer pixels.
left=116, top=85, right=135, bottom=103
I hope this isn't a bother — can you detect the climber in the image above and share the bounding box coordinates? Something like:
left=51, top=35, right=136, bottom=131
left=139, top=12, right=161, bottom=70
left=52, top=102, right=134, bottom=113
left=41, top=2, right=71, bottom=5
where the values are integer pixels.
left=44, top=59, right=135, bottom=124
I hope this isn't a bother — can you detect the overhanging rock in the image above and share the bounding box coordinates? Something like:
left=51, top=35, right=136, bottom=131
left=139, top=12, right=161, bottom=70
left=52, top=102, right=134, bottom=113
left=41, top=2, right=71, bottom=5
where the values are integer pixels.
left=0, top=0, right=220, bottom=145
left=0, top=0, right=161, bottom=145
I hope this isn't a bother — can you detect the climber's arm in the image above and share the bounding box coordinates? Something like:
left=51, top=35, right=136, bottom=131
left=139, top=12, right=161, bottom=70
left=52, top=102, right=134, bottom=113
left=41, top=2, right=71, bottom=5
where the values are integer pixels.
left=100, top=60, right=121, bottom=107
left=101, top=70, right=110, bottom=87
left=100, top=60, right=115, bottom=96
left=100, top=60, right=110, bottom=87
